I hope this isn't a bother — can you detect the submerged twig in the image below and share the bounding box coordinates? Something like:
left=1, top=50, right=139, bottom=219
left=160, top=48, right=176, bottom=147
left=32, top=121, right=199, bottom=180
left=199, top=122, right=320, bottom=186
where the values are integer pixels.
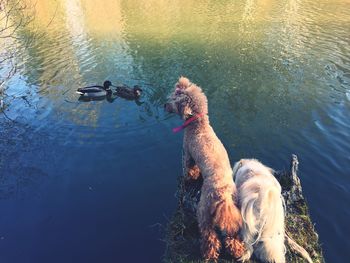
left=0, top=108, right=16, bottom=122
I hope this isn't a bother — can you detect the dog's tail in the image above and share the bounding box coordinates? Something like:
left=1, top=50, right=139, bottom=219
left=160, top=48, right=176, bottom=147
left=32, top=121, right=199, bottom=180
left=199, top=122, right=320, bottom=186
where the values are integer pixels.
left=212, top=187, right=242, bottom=236
left=240, top=177, right=286, bottom=263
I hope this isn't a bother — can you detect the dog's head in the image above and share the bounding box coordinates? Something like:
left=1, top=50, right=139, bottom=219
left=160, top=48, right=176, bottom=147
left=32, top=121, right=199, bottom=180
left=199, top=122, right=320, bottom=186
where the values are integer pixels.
left=164, top=77, right=208, bottom=120
left=233, top=159, right=275, bottom=186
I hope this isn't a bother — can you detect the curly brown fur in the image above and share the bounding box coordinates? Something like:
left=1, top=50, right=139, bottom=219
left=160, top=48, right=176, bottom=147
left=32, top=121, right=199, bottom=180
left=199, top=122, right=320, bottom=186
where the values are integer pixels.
left=165, top=77, right=244, bottom=261
left=187, top=165, right=201, bottom=180
left=225, top=236, right=246, bottom=259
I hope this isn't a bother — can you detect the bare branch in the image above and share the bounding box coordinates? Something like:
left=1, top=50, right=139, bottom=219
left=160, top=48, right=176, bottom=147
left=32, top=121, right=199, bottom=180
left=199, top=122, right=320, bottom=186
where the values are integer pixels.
left=0, top=0, right=54, bottom=119
left=0, top=0, right=35, bottom=117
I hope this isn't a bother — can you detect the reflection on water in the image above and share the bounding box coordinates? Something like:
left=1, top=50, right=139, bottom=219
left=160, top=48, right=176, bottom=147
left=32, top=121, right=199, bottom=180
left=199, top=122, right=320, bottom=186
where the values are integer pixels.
left=1, top=0, right=350, bottom=262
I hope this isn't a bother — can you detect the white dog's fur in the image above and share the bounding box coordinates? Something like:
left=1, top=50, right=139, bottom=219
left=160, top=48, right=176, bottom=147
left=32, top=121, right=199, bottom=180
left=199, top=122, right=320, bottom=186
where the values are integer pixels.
left=233, top=159, right=285, bottom=263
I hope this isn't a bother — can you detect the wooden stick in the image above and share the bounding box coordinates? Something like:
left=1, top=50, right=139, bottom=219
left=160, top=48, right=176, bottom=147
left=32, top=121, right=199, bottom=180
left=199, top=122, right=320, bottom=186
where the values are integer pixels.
left=285, top=232, right=313, bottom=263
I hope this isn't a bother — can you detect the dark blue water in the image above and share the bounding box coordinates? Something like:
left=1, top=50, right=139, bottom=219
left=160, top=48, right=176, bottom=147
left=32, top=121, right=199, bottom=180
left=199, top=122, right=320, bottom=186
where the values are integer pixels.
left=1, top=0, right=350, bottom=262
left=0, top=120, right=179, bottom=262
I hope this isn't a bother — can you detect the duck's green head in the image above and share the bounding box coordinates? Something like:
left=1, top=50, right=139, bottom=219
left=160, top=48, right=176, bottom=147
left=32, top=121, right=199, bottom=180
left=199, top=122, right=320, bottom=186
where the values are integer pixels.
left=133, top=85, right=143, bottom=97
left=103, top=80, right=114, bottom=90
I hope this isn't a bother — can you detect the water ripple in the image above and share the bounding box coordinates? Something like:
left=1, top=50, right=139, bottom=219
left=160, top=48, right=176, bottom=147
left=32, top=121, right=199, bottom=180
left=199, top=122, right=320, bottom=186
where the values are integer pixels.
left=1, top=1, right=350, bottom=262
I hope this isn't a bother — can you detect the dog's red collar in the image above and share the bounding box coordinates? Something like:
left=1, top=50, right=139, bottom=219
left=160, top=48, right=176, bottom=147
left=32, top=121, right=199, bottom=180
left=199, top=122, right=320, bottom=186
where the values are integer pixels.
left=172, top=113, right=205, bottom=133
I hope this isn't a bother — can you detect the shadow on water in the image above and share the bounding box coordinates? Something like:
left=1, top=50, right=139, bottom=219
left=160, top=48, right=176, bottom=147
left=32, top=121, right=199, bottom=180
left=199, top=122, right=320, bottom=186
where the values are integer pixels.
left=77, top=93, right=145, bottom=105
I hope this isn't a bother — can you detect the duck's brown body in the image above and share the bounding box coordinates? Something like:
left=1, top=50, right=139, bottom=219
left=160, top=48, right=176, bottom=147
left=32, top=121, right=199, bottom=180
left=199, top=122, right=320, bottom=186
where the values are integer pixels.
left=115, top=85, right=142, bottom=100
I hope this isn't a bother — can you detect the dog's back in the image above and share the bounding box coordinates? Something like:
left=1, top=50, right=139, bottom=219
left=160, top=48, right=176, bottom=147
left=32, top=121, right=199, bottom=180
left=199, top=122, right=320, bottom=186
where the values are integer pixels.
left=233, top=159, right=285, bottom=263
left=169, top=77, right=245, bottom=259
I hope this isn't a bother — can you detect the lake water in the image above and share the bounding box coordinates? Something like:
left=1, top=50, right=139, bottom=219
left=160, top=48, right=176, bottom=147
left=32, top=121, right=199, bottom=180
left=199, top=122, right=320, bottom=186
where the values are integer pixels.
left=0, top=0, right=349, bottom=262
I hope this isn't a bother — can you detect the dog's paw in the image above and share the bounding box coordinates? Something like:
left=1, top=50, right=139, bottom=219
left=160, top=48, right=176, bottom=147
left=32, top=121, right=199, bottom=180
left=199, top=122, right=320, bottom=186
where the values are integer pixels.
left=187, top=165, right=201, bottom=180
left=238, top=250, right=253, bottom=262
left=225, top=238, right=246, bottom=260
left=203, top=251, right=219, bottom=263
left=202, top=243, right=220, bottom=262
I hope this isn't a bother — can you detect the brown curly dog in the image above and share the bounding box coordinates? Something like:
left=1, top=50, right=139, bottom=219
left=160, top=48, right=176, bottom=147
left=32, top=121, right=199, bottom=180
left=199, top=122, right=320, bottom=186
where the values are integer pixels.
left=165, top=77, right=245, bottom=261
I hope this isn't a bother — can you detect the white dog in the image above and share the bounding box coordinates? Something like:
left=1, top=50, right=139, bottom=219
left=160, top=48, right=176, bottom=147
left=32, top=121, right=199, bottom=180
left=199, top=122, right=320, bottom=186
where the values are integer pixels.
left=233, top=159, right=285, bottom=263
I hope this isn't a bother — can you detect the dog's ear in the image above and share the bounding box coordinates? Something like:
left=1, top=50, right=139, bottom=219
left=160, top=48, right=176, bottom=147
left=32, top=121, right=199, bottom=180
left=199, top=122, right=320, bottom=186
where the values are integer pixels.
left=182, top=104, right=193, bottom=119
left=175, top=76, right=191, bottom=91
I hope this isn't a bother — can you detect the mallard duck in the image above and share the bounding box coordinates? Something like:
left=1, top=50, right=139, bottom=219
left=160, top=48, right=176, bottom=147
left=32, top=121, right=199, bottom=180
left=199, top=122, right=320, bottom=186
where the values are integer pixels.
left=115, top=84, right=142, bottom=100
left=76, top=80, right=115, bottom=98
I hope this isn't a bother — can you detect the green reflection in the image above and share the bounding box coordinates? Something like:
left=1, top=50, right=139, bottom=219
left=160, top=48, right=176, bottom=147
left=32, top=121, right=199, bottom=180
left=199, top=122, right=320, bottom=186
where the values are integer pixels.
left=2, top=0, right=350, bottom=139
